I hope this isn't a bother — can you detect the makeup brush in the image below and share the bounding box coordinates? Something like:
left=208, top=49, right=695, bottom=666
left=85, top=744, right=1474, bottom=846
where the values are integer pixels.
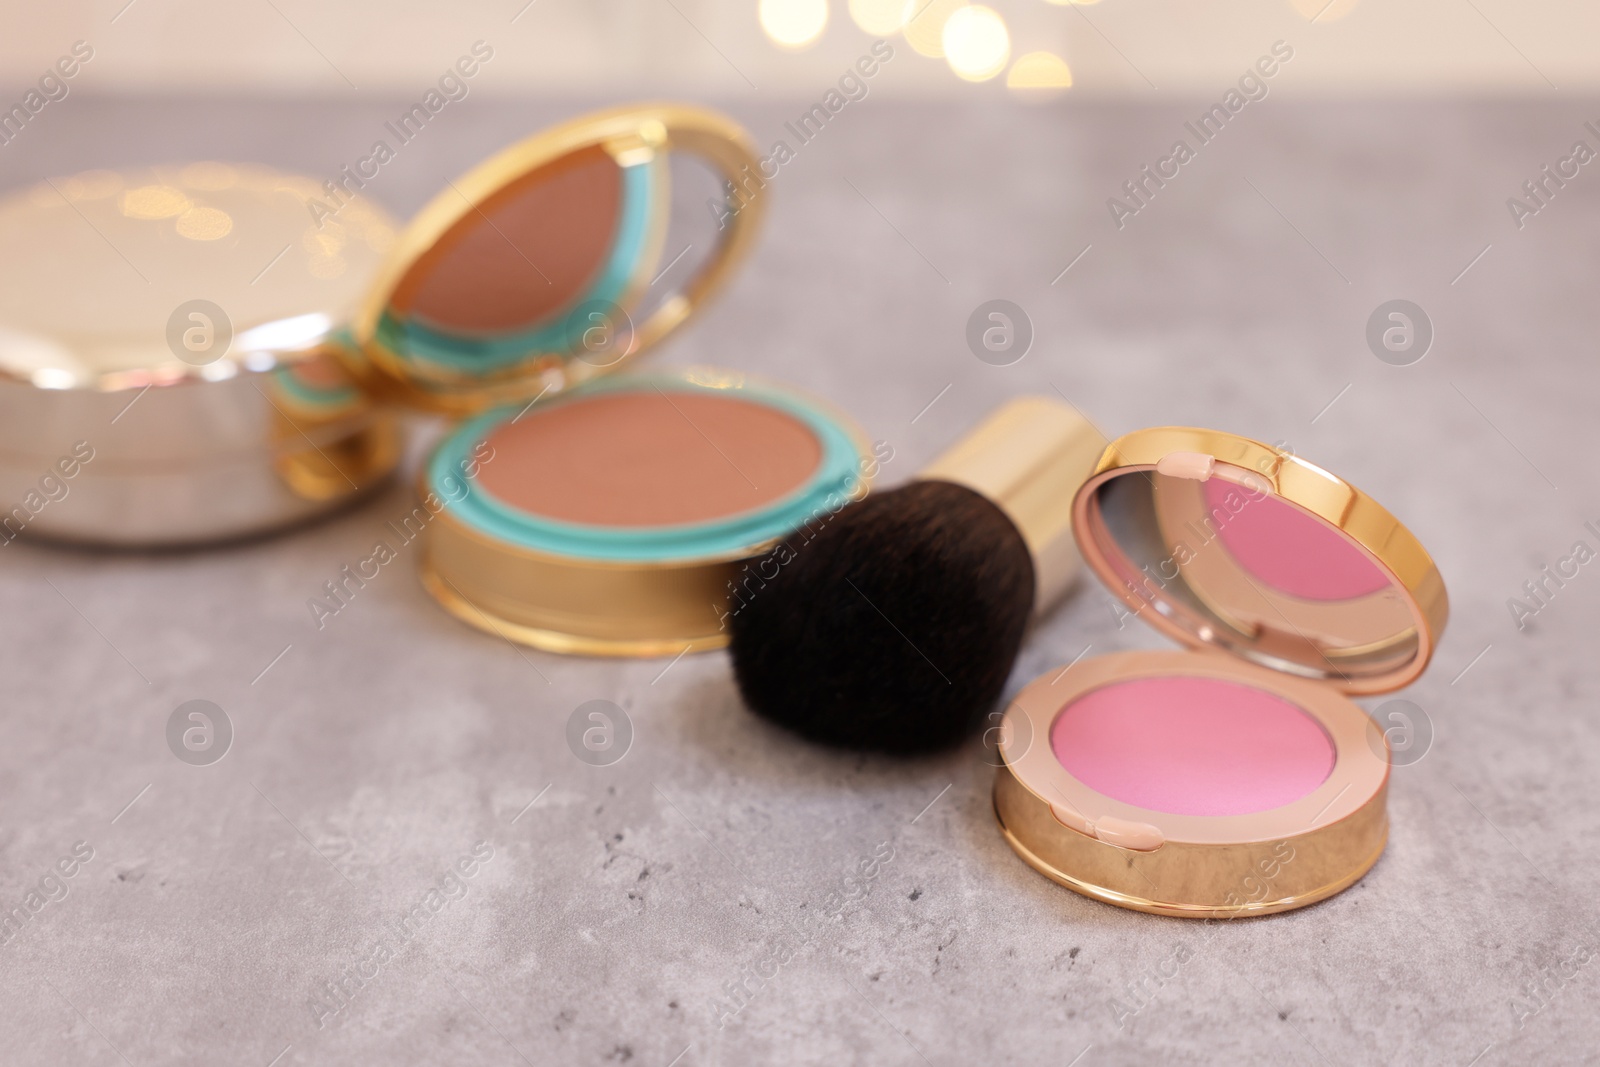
left=727, top=396, right=1107, bottom=753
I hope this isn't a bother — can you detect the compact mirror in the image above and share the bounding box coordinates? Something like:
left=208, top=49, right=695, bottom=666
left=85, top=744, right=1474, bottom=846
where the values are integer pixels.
left=625, top=148, right=727, bottom=333
left=354, top=104, right=765, bottom=413
left=1073, top=429, right=1448, bottom=693
left=375, top=142, right=663, bottom=390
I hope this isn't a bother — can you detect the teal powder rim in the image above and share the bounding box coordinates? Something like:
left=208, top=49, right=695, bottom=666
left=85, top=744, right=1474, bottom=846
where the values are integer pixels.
left=427, top=373, right=865, bottom=564
left=372, top=160, right=657, bottom=374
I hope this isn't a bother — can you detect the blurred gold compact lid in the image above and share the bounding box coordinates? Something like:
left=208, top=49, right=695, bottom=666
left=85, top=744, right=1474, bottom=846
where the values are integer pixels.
left=0, top=163, right=401, bottom=545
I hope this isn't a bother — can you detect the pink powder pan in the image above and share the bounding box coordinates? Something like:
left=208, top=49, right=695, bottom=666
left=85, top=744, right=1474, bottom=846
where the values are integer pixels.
left=1049, top=675, right=1335, bottom=818
left=994, top=428, right=1448, bottom=918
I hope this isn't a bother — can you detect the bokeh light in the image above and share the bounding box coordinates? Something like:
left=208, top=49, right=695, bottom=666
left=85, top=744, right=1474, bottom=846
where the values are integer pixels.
left=849, top=0, right=905, bottom=35
left=175, top=206, right=233, bottom=241
left=1006, top=51, right=1072, bottom=93
left=760, top=0, right=829, bottom=49
left=120, top=186, right=190, bottom=220
left=943, top=5, right=1009, bottom=82
left=903, top=0, right=966, bottom=58
left=56, top=171, right=122, bottom=202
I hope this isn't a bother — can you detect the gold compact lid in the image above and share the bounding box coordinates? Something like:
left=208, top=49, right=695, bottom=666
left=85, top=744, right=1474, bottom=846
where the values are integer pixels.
left=0, top=163, right=396, bottom=391
left=1071, top=427, right=1448, bottom=694
left=350, top=103, right=766, bottom=415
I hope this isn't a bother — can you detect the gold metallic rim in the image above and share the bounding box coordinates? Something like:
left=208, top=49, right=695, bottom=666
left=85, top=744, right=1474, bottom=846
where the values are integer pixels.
left=272, top=413, right=402, bottom=502
left=420, top=561, right=729, bottom=657
left=1076, top=427, right=1449, bottom=695
left=350, top=102, right=766, bottom=415
left=418, top=483, right=748, bottom=656
left=995, top=780, right=1388, bottom=918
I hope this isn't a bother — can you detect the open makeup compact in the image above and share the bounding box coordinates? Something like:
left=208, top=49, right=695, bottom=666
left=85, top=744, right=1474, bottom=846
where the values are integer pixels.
left=340, top=104, right=871, bottom=656
left=995, top=427, right=1448, bottom=917
left=0, top=105, right=870, bottom=656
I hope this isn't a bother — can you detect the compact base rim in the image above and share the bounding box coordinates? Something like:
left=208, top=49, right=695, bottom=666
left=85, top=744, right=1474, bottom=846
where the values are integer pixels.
left=993, top=763, right=1388, bottom=918
left=0, top=415, right=400, bottom=548
left=419, top=556, right=730, bottom=658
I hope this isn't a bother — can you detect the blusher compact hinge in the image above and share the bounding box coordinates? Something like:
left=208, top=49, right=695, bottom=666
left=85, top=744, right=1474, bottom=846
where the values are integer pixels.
left=1095, top=817, right=1165, bottom=852
left=1155, top=450, right=1214, bottom=481
left=1155, top=450, right=1274, bottom=496
left=1049, top=804, right=1165, bottom=852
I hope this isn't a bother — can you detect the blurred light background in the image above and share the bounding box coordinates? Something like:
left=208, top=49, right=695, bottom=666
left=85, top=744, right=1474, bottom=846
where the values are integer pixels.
left=0, top=0, right=1593, bottom=98
left=3, top=6, right=1600, bottom=1065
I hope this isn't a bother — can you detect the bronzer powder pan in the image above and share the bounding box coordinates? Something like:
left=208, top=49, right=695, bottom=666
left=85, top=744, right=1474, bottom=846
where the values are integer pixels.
left=473, top=386, right=823, bottom=528
left=995, top=427, right=1448, bottom=917
left=423, top=371, right=867, bottom=655
left=318, top=104, right=875, bottom=654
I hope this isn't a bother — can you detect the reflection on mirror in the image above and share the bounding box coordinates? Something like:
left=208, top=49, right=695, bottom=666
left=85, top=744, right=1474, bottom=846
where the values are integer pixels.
left=1086, top=468, right=1419, bottom=682
left=378, top=143, right=663, bottom=375
left=625, top=149, right=726, bottom=330
left=392, top=145, right=621, bottom=334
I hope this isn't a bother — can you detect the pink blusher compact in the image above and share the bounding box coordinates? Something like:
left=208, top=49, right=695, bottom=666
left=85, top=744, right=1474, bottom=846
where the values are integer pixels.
left=994, top=427, right=1448, bottom=918
left=1049, top=676, right=1335, bottom=818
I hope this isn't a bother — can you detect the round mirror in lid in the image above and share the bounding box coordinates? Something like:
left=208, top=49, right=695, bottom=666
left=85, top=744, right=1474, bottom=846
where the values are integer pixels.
left=352, top=103, right=767, bottom=414
left=1071, top=427, right=1448, bottom=694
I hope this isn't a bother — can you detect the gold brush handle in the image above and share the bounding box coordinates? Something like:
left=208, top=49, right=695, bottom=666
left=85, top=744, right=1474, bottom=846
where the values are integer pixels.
left=919, top=395, right=1108, bottom=614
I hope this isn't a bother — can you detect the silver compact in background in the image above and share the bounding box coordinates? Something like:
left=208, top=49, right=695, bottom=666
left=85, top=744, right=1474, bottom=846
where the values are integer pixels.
left=0, top=164, right=402, bottom=547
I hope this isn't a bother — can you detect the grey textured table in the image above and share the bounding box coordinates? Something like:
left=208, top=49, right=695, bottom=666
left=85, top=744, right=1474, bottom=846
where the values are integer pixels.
left=2, top=95, right=1597, bottom=1066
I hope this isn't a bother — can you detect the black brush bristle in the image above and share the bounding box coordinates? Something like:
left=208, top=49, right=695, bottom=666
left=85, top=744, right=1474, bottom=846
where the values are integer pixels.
left=727, top=480, right=1035, bottom=753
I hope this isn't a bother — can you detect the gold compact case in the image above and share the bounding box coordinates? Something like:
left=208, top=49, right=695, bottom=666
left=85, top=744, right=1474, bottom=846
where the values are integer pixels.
left=0, top=165, right=400, bottom=546
left=332, top=104, right=873, bottom=656
left=994, top=428, right=1448, bottom=917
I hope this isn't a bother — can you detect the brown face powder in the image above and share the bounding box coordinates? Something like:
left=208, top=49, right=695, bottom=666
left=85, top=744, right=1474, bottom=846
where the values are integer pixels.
left=478, top=389, right=825, bottom=527
left=389, top=145, right=623, bottom=334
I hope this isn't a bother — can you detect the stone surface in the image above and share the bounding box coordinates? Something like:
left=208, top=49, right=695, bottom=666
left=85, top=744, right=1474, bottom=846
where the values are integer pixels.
left=1, top=95, right=1596, bottom=1066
